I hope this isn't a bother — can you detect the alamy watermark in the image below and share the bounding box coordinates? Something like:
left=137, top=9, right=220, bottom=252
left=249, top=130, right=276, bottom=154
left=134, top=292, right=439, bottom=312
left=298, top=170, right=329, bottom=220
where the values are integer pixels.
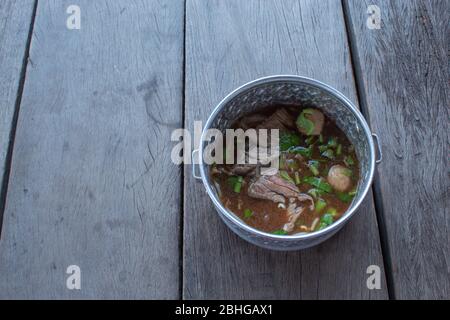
left=66, top=265, right=81, bottom=290
left=366, top=5, right=381, bottom=30
left=366, top=265, right=381, bottom=290
left=171, top=121, right=280, bottom=174
left=66, top=5, right=81, bottom=30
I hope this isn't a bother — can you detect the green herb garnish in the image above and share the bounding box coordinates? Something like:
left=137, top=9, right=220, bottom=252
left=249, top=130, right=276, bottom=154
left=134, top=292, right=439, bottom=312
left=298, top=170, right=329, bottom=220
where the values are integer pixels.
left=279, top=131, right=301, bottom=151
left=327, top=137, right=338, bottom=148
left=316, top=212, right=335, bottom=231
left=244, top=209, right=253, bottom=219
left=321, top=149, right=335, bottom=160
left=305, top=136, right=316, bottom=145
left=287, top=145, right=312, bottom=158
left=303, top=177, right=333, bottom=193
left=308, top=160, right=320, bottom=176
left=296, top=109, right=315, bottom=135
left=272, top=229, right=288, bottom=235
left=336, top=144, right=342, bottom=156
left=344, top=155, right=355, bottom=167
left=308, top=188, right=326, bottom=199
left=315, top=198, right=327, bottom=212
left=321, top=213, right=334, bottom=225
left=227, top=176, right=243, bottom=193
left=325, top=207, right=337, bottom=216
left=336, top=192, right=354, bottom=203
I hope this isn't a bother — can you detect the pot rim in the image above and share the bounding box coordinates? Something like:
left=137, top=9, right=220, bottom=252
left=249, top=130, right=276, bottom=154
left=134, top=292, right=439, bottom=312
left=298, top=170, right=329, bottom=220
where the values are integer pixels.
left=199, top=75, right=376, bottom=241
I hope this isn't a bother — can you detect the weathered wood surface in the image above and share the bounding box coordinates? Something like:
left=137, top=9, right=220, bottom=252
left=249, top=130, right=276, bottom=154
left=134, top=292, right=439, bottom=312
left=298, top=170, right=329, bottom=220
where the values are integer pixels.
left=0, top=1, right=35, bottom=214
left=184, top=0, right=388, bottom=299
left=345, top=0, right=449, bottom=299
left=0, top=0, right=183, bottom=298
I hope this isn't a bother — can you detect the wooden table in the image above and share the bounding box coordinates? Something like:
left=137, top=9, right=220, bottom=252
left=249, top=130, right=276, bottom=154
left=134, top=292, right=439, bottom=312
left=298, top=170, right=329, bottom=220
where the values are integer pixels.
left=0, top=0, right=447, bottom=299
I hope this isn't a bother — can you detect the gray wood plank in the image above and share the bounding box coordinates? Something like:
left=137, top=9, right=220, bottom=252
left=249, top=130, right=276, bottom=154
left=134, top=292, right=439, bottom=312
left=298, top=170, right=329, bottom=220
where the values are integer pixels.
left=0, top=0, right=183, bottom=298
left=184, top=0, right=388, bottom=299
left=0, top=0, right=35, bottom=210
left=344, top=0, right=449, bottom=299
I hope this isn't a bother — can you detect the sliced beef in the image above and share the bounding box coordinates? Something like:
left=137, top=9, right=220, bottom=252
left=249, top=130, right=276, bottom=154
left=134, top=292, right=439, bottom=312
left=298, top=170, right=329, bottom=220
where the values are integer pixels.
left=247, top=178, right=286, bottom=203
left=256, top=108, right=295, bottom=131
left=282, top=195, right=315, bottom=232
left=234, top=108, right=296, bottom=154
left=211, top=164, right=257, bottom=177
left=259, top=174, right=300, bottom=198
left=283, top=199, right=306, bottom=232
left=247, top=174, right=314, bottom=208
left=297, top=193, right=314, bottom=210
left=238, top=114, right=267, bottom=130
left=248, top=174, right=297, bottom=203
left=248, top=174, right=315, bottom=232
left=230, top=164, right=257, bottom=176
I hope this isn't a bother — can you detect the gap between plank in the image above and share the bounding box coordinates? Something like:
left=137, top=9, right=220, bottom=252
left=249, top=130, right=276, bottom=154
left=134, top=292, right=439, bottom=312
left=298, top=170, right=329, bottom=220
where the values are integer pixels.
left=0, top=0, right=39, bottom=238
left=179, top=0, right=187, bottom=300
left=341, top=0, right=396, bottom=300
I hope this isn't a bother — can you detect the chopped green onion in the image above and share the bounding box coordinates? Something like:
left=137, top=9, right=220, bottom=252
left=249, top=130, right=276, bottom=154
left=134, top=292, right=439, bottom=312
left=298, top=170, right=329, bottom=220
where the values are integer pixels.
left=321, top=213, right=334, bottom=225
left=296, top=109, right=315, bottom=135
left=344, top=155, right=354, bottom=167
left=319, top=134, right=324, bottom=143
left=303, top=176, right=333, bottom=193
left=316, top=213, right=335, bottom=230
left=309, top=166, right=319, bottom=176
left=287, top=145, right=312, bottom=158
left=327, top=137, right=338, bottom=148
left=234, top=176, right=243, bottom=193
left=279, top=153, right=287, bottom=170
left=325, top=207, right=337, bottom=217
left=228, top=176, right=243, bottom=193
left=316, top=212, right=335, bottom=231
left=243, top=208, right=253, bottom=219
left=315, top=198, right=327, bottom=212
left=321, top=149, right=335, bottom=159
left=294, top=171, right=301, bottom=185
left=280, top=170, right=294, bottom=184
left=307, top=188, right=325, bottom=199
left=272, top=229, right=288, bottom=235
left=316, top=223, right=328, bottom=231
left=305, top=136, right=315, bottom=145
left=318, top=145, right=328, bottom=153
left=336, top=144, right=342, bottom=156
left=308, top=160, right=320, bottom=176
left=349, top=189, right=357, bottom=196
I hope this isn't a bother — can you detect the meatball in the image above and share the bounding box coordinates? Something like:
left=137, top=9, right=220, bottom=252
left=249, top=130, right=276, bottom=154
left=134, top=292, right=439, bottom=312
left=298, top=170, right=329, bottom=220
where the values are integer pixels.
left=297, top=109, right=324, bottom=136
left=327, top=165, right=351, bottom=192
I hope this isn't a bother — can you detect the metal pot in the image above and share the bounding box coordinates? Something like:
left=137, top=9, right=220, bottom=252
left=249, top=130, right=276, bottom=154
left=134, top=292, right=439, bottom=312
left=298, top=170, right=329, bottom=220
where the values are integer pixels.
left=192, top=75, right=381, bottom=250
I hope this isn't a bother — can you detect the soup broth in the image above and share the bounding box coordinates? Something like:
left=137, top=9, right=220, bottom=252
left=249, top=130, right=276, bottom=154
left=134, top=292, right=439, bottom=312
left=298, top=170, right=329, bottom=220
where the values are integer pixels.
left=210, top=106, right=359, bottom=235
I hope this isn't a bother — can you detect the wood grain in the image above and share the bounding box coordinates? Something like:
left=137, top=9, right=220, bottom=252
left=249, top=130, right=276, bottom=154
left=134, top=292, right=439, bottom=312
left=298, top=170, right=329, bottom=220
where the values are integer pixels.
left=184, top=0, right=388, bottom=299
left=0, top=0, right=183, bottom=298
left=345, top=0, right=449, bottom=299
left=0, top=0, right=35, bottom=214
